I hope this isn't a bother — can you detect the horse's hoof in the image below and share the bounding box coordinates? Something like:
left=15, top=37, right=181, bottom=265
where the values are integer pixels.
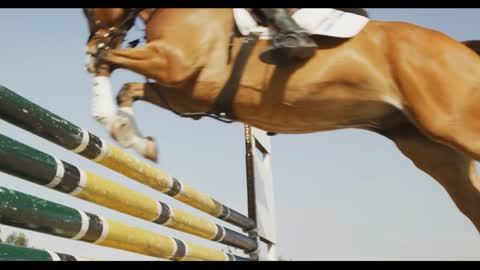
left=142, top=136, right=158, bottom=163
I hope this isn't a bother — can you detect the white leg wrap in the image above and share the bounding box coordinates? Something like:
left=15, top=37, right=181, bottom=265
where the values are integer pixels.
left=117, top=107, right=147, bottom=154
left=85, top=54, right=96, bottom=73
left=131, top=136, right=148, bottom=155
left=118, top=106, right=134, bottom=115
left=92, top=76, right=116, bottom=128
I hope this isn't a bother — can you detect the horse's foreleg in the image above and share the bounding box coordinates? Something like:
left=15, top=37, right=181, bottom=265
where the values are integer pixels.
left=381, top=121, right=480, bottom=232
left=91, top=43, right=205, bottom=161
left=99, top=42, right=204, bottom=86
left=90, top=78, right=159, bottom=161
left=110, top=82, right=161, bottom=162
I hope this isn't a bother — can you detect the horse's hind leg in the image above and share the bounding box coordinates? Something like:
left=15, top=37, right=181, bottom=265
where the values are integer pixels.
left=380, top=120, right=480, bottom=232
left=409, top=84, right=480, bottom=163
left=389, top=31, right=480, bottom=162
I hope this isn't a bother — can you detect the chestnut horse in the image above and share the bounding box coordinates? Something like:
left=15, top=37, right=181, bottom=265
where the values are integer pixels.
left=83, top=8, right=480, bottom=233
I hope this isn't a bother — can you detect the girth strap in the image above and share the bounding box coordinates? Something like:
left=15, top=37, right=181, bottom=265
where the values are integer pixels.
left=210, top=32, right=260, bottom=120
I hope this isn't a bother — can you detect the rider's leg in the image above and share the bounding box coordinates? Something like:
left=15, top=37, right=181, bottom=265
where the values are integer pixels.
left=253, top=8, right=318, bottom=66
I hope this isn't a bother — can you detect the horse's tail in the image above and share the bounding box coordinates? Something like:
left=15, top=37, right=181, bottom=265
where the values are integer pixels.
left=463, top=40, right=480, bottom=55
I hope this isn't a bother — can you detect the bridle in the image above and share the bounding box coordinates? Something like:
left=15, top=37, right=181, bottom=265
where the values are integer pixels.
left=83, top=8, right=144, bottom=52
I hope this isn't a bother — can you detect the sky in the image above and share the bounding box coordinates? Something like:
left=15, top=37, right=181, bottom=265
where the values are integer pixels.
left=0, top=8, right=479, bottom=261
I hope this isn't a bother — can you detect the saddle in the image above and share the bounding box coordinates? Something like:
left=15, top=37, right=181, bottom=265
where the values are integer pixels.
left=233, top=8, right=369, bottom=40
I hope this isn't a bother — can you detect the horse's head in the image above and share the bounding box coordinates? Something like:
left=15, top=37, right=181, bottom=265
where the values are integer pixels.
left=83, top=8, right=142, bottom=73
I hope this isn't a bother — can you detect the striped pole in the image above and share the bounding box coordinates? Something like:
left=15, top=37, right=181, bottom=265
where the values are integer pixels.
left=0, top=85, right=255, bottom=231
left=0, top=133, right=257, bottom=252
left=0, top=186, right=249, bottom=261
left=0, top=243, right=89, bottom=261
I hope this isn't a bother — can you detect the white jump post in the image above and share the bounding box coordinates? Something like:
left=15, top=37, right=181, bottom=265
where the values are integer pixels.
left=244, top=125, right=277, bottom=261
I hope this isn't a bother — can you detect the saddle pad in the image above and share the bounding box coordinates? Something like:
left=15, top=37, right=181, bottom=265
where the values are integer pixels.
left=233, top=8, right=370, bottom=40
